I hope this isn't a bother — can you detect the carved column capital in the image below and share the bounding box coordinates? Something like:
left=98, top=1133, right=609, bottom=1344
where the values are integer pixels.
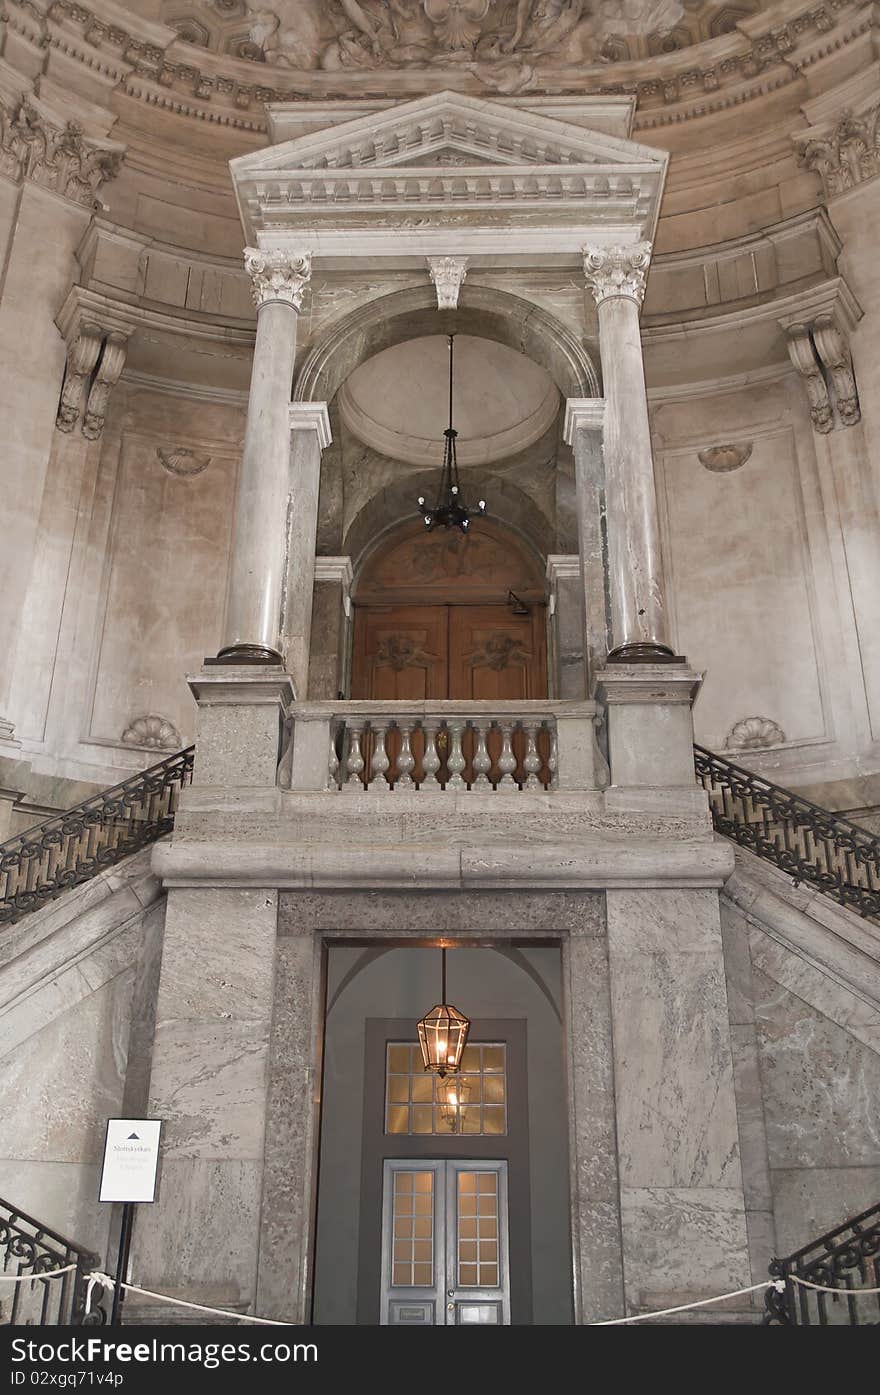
left=245, top=247, right=312, bottom=310
left=0, top=95, right=123, bottom=208
left=583, top=242, right=652, bottom=306
left=427, top=256, right=469, bottom=310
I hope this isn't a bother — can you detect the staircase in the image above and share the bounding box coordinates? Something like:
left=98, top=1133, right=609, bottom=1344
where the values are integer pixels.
left=0, top=1197, right=105, bottom=1325
left=0, top=748, right=193, bottom=927
left=766, top=1201, right=880, bottom=1325
left=1, top=741, right=878, bottom=928
left=695, top=745, right=880, bottom=924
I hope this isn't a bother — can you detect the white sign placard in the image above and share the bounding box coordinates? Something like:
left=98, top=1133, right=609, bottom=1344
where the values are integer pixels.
left=99, top=1118, right=162, bottom=1203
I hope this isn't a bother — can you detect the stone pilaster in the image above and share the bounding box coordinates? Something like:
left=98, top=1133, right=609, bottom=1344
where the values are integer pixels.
left=309, top=555, right=353, bottom=700
left=563, top=398, right=609, bottom=685
left=283, top=403, right=332, bottom=700
left=582, top=243, right=674, bottom=662
left=546, top=555, right=587, bottom=699
left=218, top=248, right=311, bottom=665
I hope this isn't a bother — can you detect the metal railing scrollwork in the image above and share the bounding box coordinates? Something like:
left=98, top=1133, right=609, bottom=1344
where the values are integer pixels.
left=0, top=747, right=194, bottom=928
left=0, top=1199, right=106, bottom=1325
left=765, top=1201, right=880, bottom=1325
left=694, top=744, right=880, bottom=922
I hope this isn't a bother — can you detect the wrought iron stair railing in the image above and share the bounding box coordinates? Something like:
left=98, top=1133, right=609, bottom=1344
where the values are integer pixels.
left=0, top=1198, right=105, bottom=1325
left=695, top=744, right=880, bottom=922
left=765, top=1201, right=880, bottom=1325
left=0, top=746, right=194, bottom=928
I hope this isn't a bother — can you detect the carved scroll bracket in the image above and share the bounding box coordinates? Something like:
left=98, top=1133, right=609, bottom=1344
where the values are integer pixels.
left=56, top=303, right=133, bottom=439
left=782, top=314, right=860, bottom=434
left=427, top=256, right=469, bottom=310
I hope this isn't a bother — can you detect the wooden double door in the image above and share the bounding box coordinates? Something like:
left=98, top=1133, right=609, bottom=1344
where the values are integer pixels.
left=351, top=603, right=547, bottom=703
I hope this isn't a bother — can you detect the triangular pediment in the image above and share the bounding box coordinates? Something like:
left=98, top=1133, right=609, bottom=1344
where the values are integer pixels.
left=232, top=90, right=666, bottom=178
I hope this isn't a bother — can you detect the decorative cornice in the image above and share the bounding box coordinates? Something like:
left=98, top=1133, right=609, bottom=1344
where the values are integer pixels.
left=244, top=248, right=312, bottom=310
left=288, top=402, right=332, bottom=450
left=427, top=256, right=468, bottom=311
left=583, top=242, right=652, bottom=306
left=797, top=101, right=880, bottom=199
left=0, top=94, right=124, bottom=208
left=20, top=0, right=868, bottom=135
left=563, top=399, right=605, bottom=444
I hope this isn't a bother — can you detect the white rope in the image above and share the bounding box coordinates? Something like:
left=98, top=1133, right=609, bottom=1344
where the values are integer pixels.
left=0, top=1263, right=78, bottom=1283
left=790, top=1274, right=880, bottom=1296
left=590, top=1279, right=781, bottom=1325
left=85, top=1273, right=290, bottom=1325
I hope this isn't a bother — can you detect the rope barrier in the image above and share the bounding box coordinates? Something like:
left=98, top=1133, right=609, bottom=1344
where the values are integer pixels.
left=591, top=1279, right=779, bottom=1324
left=789, top=1274, right=880, bottom=1296
left=0, top=1263, right=78, bottom=1283
left=83, top=1271, right=787, bottom=1326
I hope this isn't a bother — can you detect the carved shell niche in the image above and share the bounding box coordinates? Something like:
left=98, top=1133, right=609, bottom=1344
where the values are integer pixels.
left=121, top=714, right=182, bottom=751
left=157, top=446, right=211, bottom=478
left=724, top=716, right=786, bottom=751
left=698, top=443, right=753, bottom=473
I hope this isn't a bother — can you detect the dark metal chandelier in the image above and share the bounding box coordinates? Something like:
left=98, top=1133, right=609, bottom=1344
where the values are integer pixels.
left=417, top=946, right=470, bottom=1079
left=417, top=335, right=486, bottom=533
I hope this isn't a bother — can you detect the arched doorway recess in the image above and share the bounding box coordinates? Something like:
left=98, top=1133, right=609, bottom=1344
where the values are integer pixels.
left=351, top=518, right=548, bottom=703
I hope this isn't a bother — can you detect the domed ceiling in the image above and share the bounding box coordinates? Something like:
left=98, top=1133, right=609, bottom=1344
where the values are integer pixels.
left=160, top=0, right=767, bottom=85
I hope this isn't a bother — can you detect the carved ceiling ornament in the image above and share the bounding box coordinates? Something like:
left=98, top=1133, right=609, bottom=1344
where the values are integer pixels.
left=0, top=95, right=123, bottom=208
left=799, top=103, right=880, bottom=200
left=121, top=714, right=182, bottom=750
left=698, top=443, right=753, bottom=473
left=157, top=446, right=212, bottom=477
left=238, top=0, right=688, bottom=86
left=244, top=247, right=312, bottom=309
left=583, top=242, right=653, bottom=306
left=724, top=716, right=786, bottom=751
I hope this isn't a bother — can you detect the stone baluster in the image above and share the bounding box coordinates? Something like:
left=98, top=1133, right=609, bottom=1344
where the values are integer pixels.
left=370, top=721, right=391, bottom=792
left=496, top=721, right=517, bottom=792
left=548, top=726, right=559, bottom=789
left=395, top=721, right=416, bottom=789
left=328, top=727, right=340, bottom=790
left=344, top=721, right=365, bottom=790
left=471, top=719, right=492, bottom=788
left=522, top=721, right=541, bottom=789
left=218, top=248, right=312, bottom=665
left=421, top=720, right=442, bottom=790
left=446, top=719, right=467, bottom=790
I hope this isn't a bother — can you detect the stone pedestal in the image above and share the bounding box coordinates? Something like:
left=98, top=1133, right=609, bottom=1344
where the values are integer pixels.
left=593, top=664, right=702, bottom=787
left=283, top=405, right=332, bottom=699
left=187, top=666, right=296, bottom=787
left=606, top=888, right=752, bottom=1313
left=134, top=666, right=295, bottom=1313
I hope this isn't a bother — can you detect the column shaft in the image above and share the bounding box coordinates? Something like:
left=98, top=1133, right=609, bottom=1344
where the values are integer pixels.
left=584, top=243, right=673, bottom=661
left=219, top=250, right=310, bottom=664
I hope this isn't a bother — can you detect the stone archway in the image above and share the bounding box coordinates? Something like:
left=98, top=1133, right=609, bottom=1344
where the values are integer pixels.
left=294, top=282, right=600, bottom=405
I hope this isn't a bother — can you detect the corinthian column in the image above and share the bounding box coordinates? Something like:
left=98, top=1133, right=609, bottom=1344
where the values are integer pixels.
left=218, top=248, right=311, bottom=666
left=583, top=242, right=673, bottom=662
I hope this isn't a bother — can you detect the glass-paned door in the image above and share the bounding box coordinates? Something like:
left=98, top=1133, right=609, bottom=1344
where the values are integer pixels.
left=379, top=1159, right=510, bottom=1325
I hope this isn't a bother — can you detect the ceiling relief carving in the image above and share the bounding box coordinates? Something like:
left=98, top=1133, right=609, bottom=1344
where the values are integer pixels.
left=162, top=0, right=768, bottom=94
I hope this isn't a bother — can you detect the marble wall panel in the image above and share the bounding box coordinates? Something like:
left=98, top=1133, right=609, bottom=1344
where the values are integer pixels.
left=771, top=1166, right=880, bottom=1257
left=607, top=889, right=743, bottom=1192
left=278, top=889, right=604, bottom=936
left=620, top=1187, right=752, bottom=1311
left=752, top=967, right=880, bottom=1170
left=86, top=424, right=240, bottom=752
left=654, top=412, right=827, bottom=753
left=0, top=971, right=132, bottom=1164
left=0, top=1160, right=108, bottom=1260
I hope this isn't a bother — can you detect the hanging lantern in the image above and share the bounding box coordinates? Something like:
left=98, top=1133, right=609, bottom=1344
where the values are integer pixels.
left=416, top=335, right=487, bottom=533
left=438, top=1073, right=472, bottom=1133
left=417, top=946, right=470, bottom=1078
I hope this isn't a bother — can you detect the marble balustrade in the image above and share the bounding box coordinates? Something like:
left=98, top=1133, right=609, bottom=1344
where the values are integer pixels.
left=285, top=700, right=602, bottom=794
